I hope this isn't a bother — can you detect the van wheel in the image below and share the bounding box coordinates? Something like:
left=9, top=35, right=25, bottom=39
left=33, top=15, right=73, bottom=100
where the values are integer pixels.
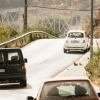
left=20, top=79, right=27, bottom=87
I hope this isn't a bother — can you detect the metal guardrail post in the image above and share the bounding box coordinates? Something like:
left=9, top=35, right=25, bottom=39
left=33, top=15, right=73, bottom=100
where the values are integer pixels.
left=16, top=42, right=18, bottom=47
left=29, top=33, right=33, bottom=41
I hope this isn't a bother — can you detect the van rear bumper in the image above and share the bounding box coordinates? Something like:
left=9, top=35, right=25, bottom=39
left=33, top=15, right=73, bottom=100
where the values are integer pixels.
left=0, top=75, right=26, bottom=83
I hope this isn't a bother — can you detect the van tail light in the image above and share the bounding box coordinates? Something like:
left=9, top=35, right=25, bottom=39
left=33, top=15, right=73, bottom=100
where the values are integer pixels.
left=66, top=40, right=68, bottom=43
left=22, top=64, right=26, bottom=72
left=83, top=40, right=85, bottom=43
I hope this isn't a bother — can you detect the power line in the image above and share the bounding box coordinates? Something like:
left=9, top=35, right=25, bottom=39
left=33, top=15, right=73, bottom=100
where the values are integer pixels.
left=32, top=5, right=100, bottom=11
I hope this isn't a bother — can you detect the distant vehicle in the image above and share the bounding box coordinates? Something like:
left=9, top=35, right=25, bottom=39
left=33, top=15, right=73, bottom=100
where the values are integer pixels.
left=63, top=30, right=90, bottom=53
left=0, top=48, right=27, bottom=87
left=27, top=77, right=100, bottom=100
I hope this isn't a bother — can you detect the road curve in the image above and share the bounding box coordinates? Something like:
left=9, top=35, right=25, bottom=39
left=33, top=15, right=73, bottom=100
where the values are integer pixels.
left=0, top=39, right=85, bottom=100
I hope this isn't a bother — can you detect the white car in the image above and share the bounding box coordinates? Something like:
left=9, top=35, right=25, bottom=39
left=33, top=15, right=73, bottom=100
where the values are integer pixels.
left=63, top=30, right=90, bottom=53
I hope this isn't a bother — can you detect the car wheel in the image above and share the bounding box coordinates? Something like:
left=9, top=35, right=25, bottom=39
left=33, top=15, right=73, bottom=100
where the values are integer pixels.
left=63, top=49, right=66, bottom=53
left=67, top=50, right=70, bottom=53
left=20, top=79, right=27, bottom=87
left=88, top=46, right=90, bottom=51
left=84, top=47, right=88, bottom=53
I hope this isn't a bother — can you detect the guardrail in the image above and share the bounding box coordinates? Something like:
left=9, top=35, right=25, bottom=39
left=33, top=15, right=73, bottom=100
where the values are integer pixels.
left=0, top=31, right=57, bottom=48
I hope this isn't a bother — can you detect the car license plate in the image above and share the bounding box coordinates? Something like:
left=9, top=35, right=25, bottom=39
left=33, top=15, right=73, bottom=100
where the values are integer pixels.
left=0, top=69, right=5, bottom=72
left=71, top=40, right=79, bottom=43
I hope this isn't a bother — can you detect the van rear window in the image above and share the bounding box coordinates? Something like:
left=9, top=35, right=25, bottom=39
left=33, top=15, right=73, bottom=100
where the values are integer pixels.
left=0, top=52, right=4, bottom=62
left=8, top=52, right=19, bottom=61
left=6, top=51, right=20, bottom=64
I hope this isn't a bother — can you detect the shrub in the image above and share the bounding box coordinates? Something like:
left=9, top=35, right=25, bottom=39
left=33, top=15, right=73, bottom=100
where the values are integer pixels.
left=85, top=44, right=100, bottom=86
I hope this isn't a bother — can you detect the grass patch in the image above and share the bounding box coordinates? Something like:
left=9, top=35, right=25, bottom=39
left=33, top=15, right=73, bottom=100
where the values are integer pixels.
left=85, top=43, right=100, bottom=86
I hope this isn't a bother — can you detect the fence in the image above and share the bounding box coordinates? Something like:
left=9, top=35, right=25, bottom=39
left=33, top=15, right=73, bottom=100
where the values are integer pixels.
left=0, top=7, right=91, bottom=35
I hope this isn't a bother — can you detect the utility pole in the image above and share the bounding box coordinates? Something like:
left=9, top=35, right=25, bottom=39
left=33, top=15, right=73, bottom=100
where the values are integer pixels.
left=0, top=14, right=3, bottom=29
left=90, top=0, right=93, bottom=60
left=23, top=0, right=28, bottom=32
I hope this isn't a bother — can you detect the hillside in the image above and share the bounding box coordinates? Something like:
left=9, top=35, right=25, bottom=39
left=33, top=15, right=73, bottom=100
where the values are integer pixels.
left=0, top=0, right=100, bottom=37
left=0, top=0, right=100, bottom=10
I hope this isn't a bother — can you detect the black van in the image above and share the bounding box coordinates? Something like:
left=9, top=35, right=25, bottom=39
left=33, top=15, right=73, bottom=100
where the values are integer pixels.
left=0, top=48, right=27, bottom=87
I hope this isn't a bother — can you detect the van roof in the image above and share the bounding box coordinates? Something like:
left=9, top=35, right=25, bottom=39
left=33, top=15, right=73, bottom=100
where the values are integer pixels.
left=0, top=48, right=21, bottom=50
